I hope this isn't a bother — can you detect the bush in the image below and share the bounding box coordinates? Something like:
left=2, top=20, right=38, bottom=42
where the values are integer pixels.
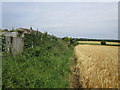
left=101, top=40, right=106, bottom=45
left=70, top=39, right=79, bottom=46
left=62, top=37, right=70, bottom=43
left=2, top=31, right=74, bottom=88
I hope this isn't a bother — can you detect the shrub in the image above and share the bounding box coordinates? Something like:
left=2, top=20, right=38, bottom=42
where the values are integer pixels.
left=101, top=40, right=106, bottom=45
left=62, top=37, right=70, bottom=43
left=70, top=39, right=79, bottom=46
left=2, top=31, right=74, bottom=88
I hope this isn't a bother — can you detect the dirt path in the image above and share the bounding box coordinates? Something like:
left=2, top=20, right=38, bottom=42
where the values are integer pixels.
left=70, top=51, right=82, bottom=88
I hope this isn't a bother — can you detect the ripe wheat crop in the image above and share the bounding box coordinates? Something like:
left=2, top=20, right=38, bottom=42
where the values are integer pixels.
left=78, top=41, right=120, bottom=45
left=75, top=45, right=119, bottom=88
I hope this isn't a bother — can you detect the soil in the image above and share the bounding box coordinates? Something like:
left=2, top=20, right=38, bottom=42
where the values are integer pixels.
left=70, top=55, right=82, bottom=88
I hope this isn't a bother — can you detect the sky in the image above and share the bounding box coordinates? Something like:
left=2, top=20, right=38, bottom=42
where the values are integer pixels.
left=0, top=2, right=2, bottom=28
left=2, top=2, right=118, bottom=40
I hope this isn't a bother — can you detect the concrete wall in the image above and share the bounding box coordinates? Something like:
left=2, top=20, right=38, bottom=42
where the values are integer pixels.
left=3, top=32, right=17, bottom=37
left=5, top=36, right=24, bottom=55
left=11, top=37, right=24, bottom=54
left=3, top=32, right=24, bottom=55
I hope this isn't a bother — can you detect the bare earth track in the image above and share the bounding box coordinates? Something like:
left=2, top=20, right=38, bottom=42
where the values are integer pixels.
left=73, top=45, right=119, bottom=88
left=70, top=55, right=82, bottom=88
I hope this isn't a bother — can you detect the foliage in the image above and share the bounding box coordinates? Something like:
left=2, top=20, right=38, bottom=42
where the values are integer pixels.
left=62, top=37, right=70, bottom=43
left=1, top=35, right=6, bottom=52
left=62, top=37, right=79, bottom=46
left=70, top=39, right=79, bottom=46
left=17, top=30, right=24, bottom=37
left=101, top=40, right=106, bottom=45
left=2, top=31, right=74, bottom=88
left=2, top=29, right=9, bottom=32
left=77, top=38, right=120, bottom=43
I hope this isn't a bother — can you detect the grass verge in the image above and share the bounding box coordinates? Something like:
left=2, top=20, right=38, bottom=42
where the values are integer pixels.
left=2, top=32, right=74, bottom=88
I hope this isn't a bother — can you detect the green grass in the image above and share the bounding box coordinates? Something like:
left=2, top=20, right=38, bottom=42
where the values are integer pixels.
left=2, top=32, right=74, bottom=88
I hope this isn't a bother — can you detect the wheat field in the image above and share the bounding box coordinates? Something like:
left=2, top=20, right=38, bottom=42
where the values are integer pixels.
left=74, top=45, right=119, bottom=88
left=78, top=41, right=120, bottom=45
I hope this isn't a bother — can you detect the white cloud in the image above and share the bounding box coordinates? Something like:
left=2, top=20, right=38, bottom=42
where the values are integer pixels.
left=2, top=2, right=118, bottom=39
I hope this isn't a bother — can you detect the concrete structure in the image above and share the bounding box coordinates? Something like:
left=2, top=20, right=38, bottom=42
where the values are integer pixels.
left=3, top=32, right=24, bottom=55
left=3, top=32, right=18, bottom=37
left=2, top=27, right=33, bottom=55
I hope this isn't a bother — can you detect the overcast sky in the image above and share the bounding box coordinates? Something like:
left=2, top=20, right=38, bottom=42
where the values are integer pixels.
left=2, top=2, right=118, bottom=39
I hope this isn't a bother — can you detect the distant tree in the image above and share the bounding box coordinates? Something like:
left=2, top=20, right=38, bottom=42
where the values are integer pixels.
left=37, top=29, right=39, bottom=36
left=44, top=32, right=48, bottom=36
left=30, top=26, right=32, bottom=30
left=101, top=40, right=106, bottom=45
left=3, top=29, right=9, bottom=32
left=70, top=39, right=79, bottom=46
left=62, top=37, right=70, bottom=43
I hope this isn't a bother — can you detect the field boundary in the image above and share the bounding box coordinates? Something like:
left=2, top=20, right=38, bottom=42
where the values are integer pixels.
left=79, top=43, right=120, bottom=46
left=70, top=49, right=82, bottom=88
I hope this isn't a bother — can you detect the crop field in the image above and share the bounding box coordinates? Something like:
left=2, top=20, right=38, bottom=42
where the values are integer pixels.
left=74, top=45, right=119, bottom=88
left=78, top=41, right=120, bottom=46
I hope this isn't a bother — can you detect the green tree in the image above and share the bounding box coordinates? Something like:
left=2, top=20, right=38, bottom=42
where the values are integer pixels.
left=70, top=39, right=79, bottom=46
left=62, top=37, right=70, bottom=43
left=101, top=40, right=106, bottom=45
